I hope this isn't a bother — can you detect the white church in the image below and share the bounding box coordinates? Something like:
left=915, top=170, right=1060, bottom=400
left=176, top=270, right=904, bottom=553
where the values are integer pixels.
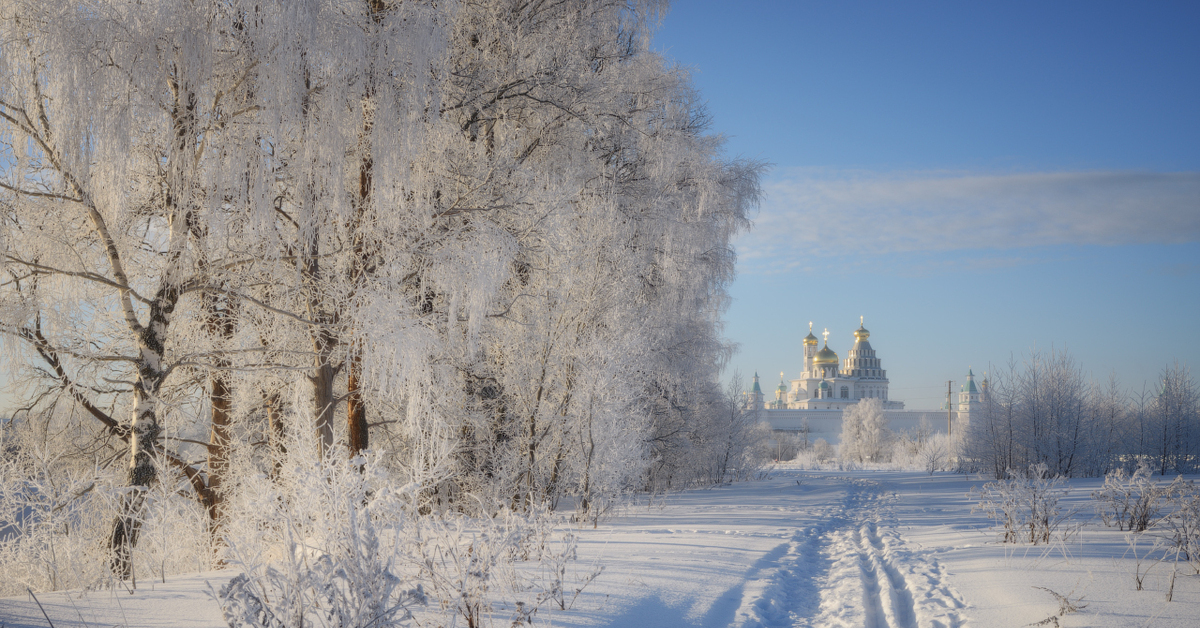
left=744, top=319, right=985, bottom=444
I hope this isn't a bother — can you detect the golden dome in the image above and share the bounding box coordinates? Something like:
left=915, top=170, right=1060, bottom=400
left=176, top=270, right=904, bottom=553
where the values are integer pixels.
left=854, top=316, right=870, bottom=342
left=814, top=343, right=839, bottom=364
left=804, top=322, right=818, bottom=345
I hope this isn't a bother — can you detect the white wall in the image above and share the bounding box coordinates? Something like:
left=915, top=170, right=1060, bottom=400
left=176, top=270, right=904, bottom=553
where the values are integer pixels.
left=761, top=409, right=951, bottom=445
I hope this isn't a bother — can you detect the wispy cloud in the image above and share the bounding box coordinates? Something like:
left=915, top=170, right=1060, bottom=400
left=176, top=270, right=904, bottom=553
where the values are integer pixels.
left=738, top=169, right=1200, bottom=271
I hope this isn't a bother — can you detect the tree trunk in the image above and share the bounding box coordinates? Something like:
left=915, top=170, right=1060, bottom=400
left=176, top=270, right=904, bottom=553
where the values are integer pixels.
left=111, top=291, right=176, bottom=579
left=110, top=387, right=159, bottom=580
left=347, top=347, right=369, bottom=456
left=206, top=374, right=233, bottom=521
left=204, top=292, right=237, bottom=527
left=313, top=351, right=336, bottom=455
left=265, top=391, right=287, bottom=478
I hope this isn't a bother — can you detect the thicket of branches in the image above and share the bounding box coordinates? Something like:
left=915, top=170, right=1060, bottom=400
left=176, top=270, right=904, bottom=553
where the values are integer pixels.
left=962, top=352, right=1198, bottom=479
left=0, top=0, right=763, bottom=607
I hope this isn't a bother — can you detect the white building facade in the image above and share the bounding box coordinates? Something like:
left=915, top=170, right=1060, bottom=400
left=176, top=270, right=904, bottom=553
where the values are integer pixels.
left=744, top=319, right=985, bottom=444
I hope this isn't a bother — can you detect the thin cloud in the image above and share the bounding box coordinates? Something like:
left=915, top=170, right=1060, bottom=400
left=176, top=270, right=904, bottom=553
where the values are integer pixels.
left=738, top=169, right=1200, bottom=270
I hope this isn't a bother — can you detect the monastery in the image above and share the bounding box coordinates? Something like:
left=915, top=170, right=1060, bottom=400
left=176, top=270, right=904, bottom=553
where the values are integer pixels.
left=744, top=319, right=985, bottom=444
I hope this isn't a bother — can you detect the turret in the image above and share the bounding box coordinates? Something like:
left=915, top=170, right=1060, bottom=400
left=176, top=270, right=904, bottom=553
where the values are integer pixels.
left=772, top=373, right=789, bottom=409
left=745, top=372, right=765, bottom=410
left=803, top=322, right=819, bottom=373
left=958, top=368, right=982, bottom=418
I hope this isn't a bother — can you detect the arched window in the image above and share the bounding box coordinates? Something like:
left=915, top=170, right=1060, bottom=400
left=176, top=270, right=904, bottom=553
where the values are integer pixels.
left=840, top=386, right=849, bottom=399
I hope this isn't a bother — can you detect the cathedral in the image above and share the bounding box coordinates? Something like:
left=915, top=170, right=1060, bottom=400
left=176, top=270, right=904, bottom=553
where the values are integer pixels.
left=744, top=318, right=987, bottom=444
left=746, top=319, right=904, bottom=411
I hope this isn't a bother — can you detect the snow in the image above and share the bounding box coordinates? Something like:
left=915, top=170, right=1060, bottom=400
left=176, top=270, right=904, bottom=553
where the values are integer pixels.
left=3, top=468, right=1198, bottom=627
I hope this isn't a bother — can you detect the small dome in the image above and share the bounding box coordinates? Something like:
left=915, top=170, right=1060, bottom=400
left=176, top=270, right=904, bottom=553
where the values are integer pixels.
left=814, top=344, right=839, bottom=364
left=818, top=381, right=830, bottom=390
left=804, top=322, right=818, bottom=346
left=854, top=324, right=870, bottom=342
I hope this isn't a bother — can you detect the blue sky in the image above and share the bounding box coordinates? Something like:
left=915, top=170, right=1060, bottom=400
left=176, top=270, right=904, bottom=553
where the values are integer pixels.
left=653, top=0, right=1200, bottom=408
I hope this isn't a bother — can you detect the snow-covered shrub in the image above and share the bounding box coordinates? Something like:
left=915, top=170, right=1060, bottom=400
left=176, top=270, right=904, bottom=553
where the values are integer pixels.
left=887, top=422, right=951, bottom=474
left=126, top=455, right=214, bottom=583
left=920, top=435, right=951, bottom=475
left=1092, top=459, right=1184, bottom=532
left=770, top=431, right=810, bottom=462
left=1158, top=479, right=1200, bottom=575
left=411, top=504, right=598, bottom=627
left=813, top=439, right=834, bottom=463
left=971, top=463, right=1076, bottom=544
left=0, top=418, right=215, bottom=595
left=0, top=438, right=115, bottom=595
left=214, top=452, right=425, bottom=628
left=214, top=442, right=591, bottom=628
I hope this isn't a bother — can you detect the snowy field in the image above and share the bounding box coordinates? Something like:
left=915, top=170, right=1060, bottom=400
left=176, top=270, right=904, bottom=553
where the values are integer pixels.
left=2, top=468, right=1198, bottom=627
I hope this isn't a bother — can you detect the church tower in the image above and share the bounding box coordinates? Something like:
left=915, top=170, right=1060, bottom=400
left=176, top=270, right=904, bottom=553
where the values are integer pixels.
left=958, top=368, right=983, bottom=414
left=745, top=372, right=765, bottom=410
left=782, top=318, right=904, bottom=410
left=771, top=373, right=788, bottom=409
left=802, top=322, right=819, bottom=373
left=843, top=317, right=890, bottom=402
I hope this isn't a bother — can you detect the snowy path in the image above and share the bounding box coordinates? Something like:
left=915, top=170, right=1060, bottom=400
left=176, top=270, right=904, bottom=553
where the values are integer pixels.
left=6, top=469, right=1200, bottom=627
left=730, top=476, right=965, bottom=628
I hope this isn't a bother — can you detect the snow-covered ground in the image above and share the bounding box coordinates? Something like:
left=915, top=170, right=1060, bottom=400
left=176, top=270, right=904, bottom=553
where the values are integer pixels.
left=2, top=468, right=1198, bottom=627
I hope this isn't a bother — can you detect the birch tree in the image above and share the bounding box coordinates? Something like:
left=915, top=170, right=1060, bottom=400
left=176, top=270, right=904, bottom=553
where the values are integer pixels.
left=0, top=0, right=762, bottom=587
left=0, top=0, right=273, bottom=575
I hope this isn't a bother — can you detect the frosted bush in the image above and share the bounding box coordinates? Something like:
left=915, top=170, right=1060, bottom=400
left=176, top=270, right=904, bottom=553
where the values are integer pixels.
left=887, top=429, right=951, bottom=475
left=0, top=420, right=215, bottom=595
left=1166, top=484, right=1200, bottom=574
left=213, top=452, right=424, bottom=628
left=1092, top=459, right=1184, bottom=532
left=813, top=439, right=833, bottom=463
left=411, top=503, right=599, bottom=628
left=971, top=463, right=1077, bottom=545
left=920, top=435, right=951, bottom=475
left=0, top=442, right=114, bottom=594
left=212, top=444, right=598, bottom=628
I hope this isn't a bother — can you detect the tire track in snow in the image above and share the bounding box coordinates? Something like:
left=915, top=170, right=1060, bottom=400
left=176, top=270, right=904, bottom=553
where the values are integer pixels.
left=864, top=520, right=917, bottom=628
left=736, top=476, right=966, bottom=628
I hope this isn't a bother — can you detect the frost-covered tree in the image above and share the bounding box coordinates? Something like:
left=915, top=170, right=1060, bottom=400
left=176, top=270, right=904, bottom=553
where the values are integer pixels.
left=402, top=0, right=760, bottom=504
left=0, top=0, right=761, bottom=591
left=1151, top=362, right=1199, bottom=475
left=840, top=398, right=890, bottom=464
left=963, top=351, right=1196, bottom=479
left=0, top=0, right=278, bottom=575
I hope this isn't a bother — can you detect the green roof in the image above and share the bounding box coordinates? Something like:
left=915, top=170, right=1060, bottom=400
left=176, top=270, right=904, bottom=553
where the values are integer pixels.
left=962, top=369, right=979, bottom=393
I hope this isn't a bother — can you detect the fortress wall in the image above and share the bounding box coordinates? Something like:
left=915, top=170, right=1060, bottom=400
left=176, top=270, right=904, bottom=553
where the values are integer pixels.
left=761, top=409, right=949, bottom=445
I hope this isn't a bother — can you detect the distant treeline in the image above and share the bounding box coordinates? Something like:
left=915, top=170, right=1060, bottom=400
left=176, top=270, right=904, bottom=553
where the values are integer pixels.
left=961, top=352, right=1197, bottom=478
